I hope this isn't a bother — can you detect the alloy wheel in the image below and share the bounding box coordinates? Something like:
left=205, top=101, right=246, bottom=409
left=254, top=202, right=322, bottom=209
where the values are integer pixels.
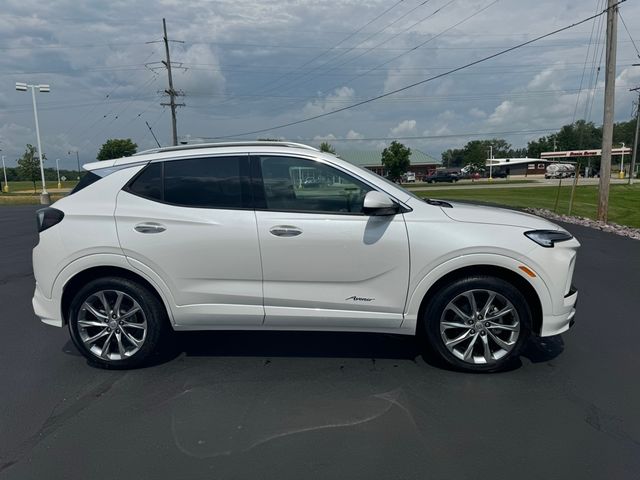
left=77, top=290, right=148, bottom=361
left=439, top=289, right=520, bottom=365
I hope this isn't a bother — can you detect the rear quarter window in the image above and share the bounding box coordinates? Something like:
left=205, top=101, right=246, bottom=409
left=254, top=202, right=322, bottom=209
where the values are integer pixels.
left=69, top=172, right=101, bottom=195
left=125, top=162, right=163, bottom=201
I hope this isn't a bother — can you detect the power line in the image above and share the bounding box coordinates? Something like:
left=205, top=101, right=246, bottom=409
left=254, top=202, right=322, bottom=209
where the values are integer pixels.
left=59, top=50, right=158, bottom=141
left=201, top=1, right=626, bottom=140
left=618, top=10, right=640, bottom=57
left=317, top=0, right=455, bottom=78
left=573, top=0, right=604, bottom=124
left=287, top=128, right=563, bottom=142
left=253, top=0, right=407, bottom=95
left=313, top=0, right=500, bottom=98
left=585, top=16, right=608, bottom=123
left=269, top=0, right=438, bottom=94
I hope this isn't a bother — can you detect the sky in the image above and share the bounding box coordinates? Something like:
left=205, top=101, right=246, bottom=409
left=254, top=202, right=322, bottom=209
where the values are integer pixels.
left=1, top=0, right=639, bottom=170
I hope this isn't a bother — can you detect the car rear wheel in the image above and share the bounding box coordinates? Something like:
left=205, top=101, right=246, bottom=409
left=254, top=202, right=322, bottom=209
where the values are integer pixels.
left=422, top=275, right=531, bottom=372
left=68, top=277, right=169, bottom=369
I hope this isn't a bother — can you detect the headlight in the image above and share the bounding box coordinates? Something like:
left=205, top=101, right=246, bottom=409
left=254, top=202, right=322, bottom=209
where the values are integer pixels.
left=524, top=229, right=573, bottom=248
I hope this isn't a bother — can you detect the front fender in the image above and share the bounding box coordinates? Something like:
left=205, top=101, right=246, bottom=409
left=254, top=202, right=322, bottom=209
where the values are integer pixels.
left=401, top=253, right=553, bottom=333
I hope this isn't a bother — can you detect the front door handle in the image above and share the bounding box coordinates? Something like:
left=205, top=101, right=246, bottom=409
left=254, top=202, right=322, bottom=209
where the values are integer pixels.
left=134, top=222, right=166, bottom=234
left=269, top=225, right=302, bottom=237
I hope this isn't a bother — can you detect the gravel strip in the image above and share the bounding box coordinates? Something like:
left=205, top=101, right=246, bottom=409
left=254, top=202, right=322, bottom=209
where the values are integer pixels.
left=525, top=208, right=640, bottom=241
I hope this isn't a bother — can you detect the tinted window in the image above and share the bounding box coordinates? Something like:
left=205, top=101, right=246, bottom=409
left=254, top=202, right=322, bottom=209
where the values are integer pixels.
left=258, top=156, right=372, bottom=213
left=164, top=156, right=246, bottom=208
left=127, top=162, right=162, bottom=201
left=69, top=172, right=101, bottom=195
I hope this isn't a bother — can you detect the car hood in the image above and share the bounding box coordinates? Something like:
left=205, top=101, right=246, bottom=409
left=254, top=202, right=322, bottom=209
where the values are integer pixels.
left=436, top=200, right=561, bottom=230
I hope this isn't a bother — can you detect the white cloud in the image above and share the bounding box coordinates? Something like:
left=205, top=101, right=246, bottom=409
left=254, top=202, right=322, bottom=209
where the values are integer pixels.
left=390, top=120, right=417, bottom=136
left=174, top=44, right=226, bottom=95
left=312, top=133, right=337, bottom=141
left=2, top=0, right=640, bottom=164
left=303, top=87, right=355, bottom=116
left=469, top=108, right=486, bottom=119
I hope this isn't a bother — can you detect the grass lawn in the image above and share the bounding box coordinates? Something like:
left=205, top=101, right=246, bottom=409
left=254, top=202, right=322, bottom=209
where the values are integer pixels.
left=6, top=180, right=78, bottom=192
left=405, top=179, right=536, bottom=188
left=416, top=184, right=640, bottom=228
left=0, top=193, right=67, bottom=205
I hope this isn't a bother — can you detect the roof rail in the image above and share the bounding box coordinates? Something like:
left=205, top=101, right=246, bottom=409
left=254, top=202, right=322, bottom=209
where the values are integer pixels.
left=133, top=141, right=319, bottom=156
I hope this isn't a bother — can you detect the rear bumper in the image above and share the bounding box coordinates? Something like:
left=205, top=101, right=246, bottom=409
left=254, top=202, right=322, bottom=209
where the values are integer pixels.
left=32, top=283, right=63, bottom=327
left=540, top=287, right=577, bottom=336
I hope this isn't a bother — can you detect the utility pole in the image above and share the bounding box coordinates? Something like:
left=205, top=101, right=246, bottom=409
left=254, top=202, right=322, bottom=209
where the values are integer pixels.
left=597, top=0, right=618, bottom=222
left=161, top=18, right=184, bottom=146
left=630, top=86, right=640, bottom=185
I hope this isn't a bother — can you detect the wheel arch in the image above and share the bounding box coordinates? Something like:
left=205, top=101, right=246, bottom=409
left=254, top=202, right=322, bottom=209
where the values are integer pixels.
left=61, top=265, right=173, bottom=327
left=411, top=264, right=543, bottom=337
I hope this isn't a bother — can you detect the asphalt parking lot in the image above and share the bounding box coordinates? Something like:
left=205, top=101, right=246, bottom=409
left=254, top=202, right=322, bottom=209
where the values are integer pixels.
left=1, top=205, right=639, bottom=479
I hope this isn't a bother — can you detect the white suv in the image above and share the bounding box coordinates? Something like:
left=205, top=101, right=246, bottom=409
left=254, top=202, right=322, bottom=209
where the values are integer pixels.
left=32, top=142, right=579, bottom=372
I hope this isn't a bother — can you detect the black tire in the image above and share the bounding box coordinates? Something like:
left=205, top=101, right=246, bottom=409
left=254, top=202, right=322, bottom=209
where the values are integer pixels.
left=422, top=275, right=531, bottom=372
left=68, top=276, right=169, bottom=369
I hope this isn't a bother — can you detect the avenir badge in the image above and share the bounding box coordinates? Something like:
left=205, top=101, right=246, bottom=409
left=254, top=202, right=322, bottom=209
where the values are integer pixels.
left=345, top=296, right=375, bottom=302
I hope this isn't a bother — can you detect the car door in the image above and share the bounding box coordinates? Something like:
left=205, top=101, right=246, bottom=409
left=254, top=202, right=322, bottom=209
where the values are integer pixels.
left=115, top=155, right=264, bottom=327
left=252, top=154, right=410, bottom=329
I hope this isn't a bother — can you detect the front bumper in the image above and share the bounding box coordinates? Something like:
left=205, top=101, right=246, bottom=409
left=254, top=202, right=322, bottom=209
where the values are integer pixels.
left=540, top=287, right=577, bottom=336
left=32, top=282, right=63, bottom=327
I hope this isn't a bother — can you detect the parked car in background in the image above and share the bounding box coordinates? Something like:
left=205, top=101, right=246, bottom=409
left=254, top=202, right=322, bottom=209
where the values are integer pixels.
left=402, top=172, right=416, bottom=183
left=545, top=163, right=575, bottom=179
left=484, top=170, right=508, bottom=179
left=32, top=141, right=579, bottom=373
left=424, top=170, right=459, bottom=183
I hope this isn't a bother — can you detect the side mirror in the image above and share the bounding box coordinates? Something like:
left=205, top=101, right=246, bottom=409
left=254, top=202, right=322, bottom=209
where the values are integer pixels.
left=362, top=191, right=398, bottom=216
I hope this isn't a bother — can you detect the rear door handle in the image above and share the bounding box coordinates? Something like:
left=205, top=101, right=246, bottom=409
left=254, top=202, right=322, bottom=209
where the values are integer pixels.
left=134, top=222, right=166, bottom=234
left=269, top=225, right=302, bottom=237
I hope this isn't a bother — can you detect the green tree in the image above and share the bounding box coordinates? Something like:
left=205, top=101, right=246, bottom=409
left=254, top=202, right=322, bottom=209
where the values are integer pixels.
left=17, top=144, right=43, bottom=193
left=319, top=141, right=336, bottom=155
left=441, top=148, right=465, bottom=167
left=381, top=141, right=411, bottom=182
left=613, top=119, right=636, bottom=147
left=97, top=138, right=138, bottom=161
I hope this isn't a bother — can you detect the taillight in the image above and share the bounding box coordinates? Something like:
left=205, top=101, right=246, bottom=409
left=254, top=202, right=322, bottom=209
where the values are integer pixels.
left=36, top=208, right=64, bottom=233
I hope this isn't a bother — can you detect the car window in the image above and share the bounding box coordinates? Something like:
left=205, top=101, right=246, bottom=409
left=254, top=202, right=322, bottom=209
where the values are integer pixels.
left=68, top=171, right=101, bottom=195
left=126, top=156, right=250, bottom=208
left=164, top=156, right=249, bottom=208
left=127, top=162, right=163, bottom=201
left=258, top=156, right=372, bottom=214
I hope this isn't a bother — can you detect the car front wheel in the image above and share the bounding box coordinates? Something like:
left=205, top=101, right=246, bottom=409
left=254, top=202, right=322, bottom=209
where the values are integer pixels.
left=68, top=277, right=169, bottom=369
left=423, top=276, right=531, bottom=372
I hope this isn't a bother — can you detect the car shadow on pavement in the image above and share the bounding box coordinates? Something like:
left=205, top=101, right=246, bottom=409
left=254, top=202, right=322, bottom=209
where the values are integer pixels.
left=62, top=331, right=565, bottom=371
left=174, top=331, right=421, bottom=360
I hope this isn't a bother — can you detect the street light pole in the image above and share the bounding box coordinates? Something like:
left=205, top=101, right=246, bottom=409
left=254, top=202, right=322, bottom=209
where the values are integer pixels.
left=630, top=86, right=640, bottom=185
left=30, top=85, right=49, bottom=204
left=1, top=155, right=8, bottom=193
left=16, top=82, right=51, bottom=205
left=69, top=150, right=81, bottom=180
left=56, top=158, right=61, bottom=189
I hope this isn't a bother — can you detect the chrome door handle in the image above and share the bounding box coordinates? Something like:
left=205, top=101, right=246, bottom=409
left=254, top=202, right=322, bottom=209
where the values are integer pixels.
left=134, top=222, right=166, bottom=234
left=269, top=225, right=302, bottom=237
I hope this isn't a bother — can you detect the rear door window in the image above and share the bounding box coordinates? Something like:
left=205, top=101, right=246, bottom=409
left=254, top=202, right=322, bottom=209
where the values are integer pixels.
left=125, top=156, right=251, bottom=209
